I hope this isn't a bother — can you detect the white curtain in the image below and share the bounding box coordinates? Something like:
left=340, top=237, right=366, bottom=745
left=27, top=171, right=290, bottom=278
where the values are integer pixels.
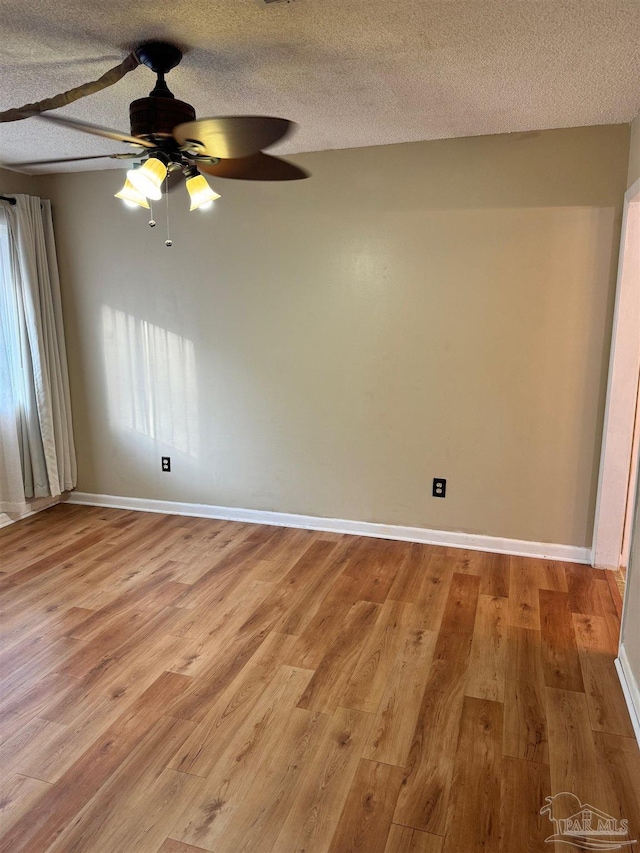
left=0, top=194, right=76, bottom=513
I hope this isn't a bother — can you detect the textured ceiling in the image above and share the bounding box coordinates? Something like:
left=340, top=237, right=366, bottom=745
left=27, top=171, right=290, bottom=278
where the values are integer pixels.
left=1, top=0, right=639, bottom=173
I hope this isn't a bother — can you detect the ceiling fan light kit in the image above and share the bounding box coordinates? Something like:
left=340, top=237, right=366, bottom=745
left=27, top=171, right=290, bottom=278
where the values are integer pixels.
left=2, top=39, right=310, bottom=245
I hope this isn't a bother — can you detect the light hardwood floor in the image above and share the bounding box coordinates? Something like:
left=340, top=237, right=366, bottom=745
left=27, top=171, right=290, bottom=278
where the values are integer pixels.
left=0, top=504, right=638, bottom=852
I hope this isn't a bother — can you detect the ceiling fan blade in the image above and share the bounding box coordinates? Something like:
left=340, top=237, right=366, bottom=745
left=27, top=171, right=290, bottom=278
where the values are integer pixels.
left=196, top=152, right=309, bottom=181
left=30, top=112, right=155, bottom=149
left=3, top=153, right=140, bottom=168
left=173, top=116, right=293, bottom=159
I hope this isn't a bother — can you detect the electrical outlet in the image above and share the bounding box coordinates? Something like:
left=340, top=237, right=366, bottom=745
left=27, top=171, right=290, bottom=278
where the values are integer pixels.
left=433, top=478, right=446, bottom=498
left=161, top=456, right=171, bottom=472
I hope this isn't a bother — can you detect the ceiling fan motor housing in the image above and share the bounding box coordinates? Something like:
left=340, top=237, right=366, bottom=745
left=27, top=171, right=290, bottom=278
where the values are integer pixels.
left=129, top=96, right=196, bottom=140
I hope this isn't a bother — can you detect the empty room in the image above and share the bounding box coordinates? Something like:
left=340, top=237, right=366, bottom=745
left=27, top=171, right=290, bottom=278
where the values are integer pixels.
left=1, top=2, right=639, bottom=851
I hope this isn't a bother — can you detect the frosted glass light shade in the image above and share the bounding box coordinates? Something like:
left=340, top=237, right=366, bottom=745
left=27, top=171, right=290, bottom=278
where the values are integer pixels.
left=127, top=157, right=167, bottom=200
left=114, top=177, right=150, bottom=209
left=186, top=173, right=220, bottom=211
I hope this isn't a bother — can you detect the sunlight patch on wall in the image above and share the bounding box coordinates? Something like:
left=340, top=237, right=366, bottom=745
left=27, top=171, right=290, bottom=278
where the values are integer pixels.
left=101, top=306, right=198, bottom=456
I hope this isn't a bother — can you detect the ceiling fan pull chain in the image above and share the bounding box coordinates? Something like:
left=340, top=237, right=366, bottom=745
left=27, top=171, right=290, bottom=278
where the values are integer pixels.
left=148, top=200, right=156, bottom=228
left=164, top=188, right=172, bottom=247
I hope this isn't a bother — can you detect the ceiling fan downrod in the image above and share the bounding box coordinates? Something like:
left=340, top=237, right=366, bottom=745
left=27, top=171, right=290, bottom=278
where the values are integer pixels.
left=129, top=42, right=195, bottom=141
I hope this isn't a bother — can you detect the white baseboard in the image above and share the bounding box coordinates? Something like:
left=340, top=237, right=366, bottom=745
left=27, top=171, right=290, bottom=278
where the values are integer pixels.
left=615, top=645, right=640, bottom=747
left=64, top=491, right=591, bottom=564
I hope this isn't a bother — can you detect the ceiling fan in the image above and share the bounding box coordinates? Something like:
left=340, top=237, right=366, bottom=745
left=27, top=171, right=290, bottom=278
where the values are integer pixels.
left=2, top=40, right=309, bottom=212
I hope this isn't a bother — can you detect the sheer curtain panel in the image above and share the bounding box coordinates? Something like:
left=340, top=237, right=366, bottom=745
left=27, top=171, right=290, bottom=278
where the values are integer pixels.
left=0, top=194, right=77, bottom=513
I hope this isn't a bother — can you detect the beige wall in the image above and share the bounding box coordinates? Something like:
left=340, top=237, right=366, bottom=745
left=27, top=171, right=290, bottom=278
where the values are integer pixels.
left=0, top=167, right=40, bottom=196
left=628, top=111, right=640, bottom=188
left=40, top=124, right=629, bottom=547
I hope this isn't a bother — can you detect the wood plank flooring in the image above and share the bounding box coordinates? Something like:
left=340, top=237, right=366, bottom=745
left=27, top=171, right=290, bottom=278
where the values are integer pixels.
left=0, top=505, right=638, bottom=852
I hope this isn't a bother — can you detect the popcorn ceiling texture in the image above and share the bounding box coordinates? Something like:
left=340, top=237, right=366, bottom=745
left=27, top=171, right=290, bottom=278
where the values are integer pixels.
left=0, top=0, right=639, bottom=172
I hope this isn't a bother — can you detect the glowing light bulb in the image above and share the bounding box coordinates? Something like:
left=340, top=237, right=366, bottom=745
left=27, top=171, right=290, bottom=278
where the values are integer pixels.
left=114, top=177, right=150, bottom=209
left=185, top=173, right=220, bottom=211
left=127, top=157, right=167, bottom=200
